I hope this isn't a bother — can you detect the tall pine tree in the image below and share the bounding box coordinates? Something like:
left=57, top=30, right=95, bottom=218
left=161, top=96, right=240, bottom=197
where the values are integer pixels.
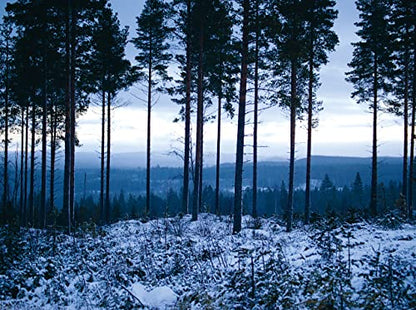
left=303, top=0, right=338, bottom=224
left=346, top=0, right=394, bottom=217
left=133, top=0, right=172, bottom=218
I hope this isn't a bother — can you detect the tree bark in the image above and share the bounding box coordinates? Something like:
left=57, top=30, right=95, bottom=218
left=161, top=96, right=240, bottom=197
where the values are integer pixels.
left=24, top=106, right=29, bottom=227
left=181, top=0, right=192, bottom=215
left=41, top=49, right=48, bottom=229
left=252, top=2, right=259, bottom=219
left=409, top=100, right=415, bottom=219
left=305, top=35, right=314, bottom=225
left=402, top=35, right=410, bottom=204
left=106, top=92, right=111, bottom=223
left=64, top=0, right=72, bottom=233
left=146, top=48, right=152, bottom=217
left=2, top=33, right=10, bottom=222
left=370, top=59, right=378, bottom=217
left=192, top=8, right=205, bottom=221
left=199, top=132, right=203, bottom=212
left=409, top=47, right=416, bottom=219
left=215, top=95, right=222, bottom=215
left=287, top=60, right=297, bottom=232
left=100, top=89, right=105, bottom=223
left=70, top=3, right=77, bottom=230
left=20, top=108, right=25, bottom=226
left=29, top=104, right=36, bottom=227
left=49, top=106, right=57, bottom=224
left=233, top=0, right=249, bottom=234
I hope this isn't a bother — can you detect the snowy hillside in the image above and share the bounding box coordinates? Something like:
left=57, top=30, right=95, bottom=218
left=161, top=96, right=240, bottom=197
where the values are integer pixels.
left=1, top=214, right=415, bottom=309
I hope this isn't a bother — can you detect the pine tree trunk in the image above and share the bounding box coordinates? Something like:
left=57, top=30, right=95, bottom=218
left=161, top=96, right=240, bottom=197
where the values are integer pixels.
left=370, top=59, right=378, bottom=217
left=49, top=107, right=57, bottom=223
left=106, top=92, right=111, bottom=223
left=29, top=104, right=36, bottom=227
left=182, top=0, right=192, bottom=215
left=215, top=96, right=222, bottom=215
left=252, top=3, right=259, bottom=219
left=409, top=47, right=416, bottom=219
left=20, top=108, right=25, bottom=226
left=233, top=0, right=249, bottom=234
left=41, top=54, right=48, bottom=229
left=199, top=133, right=203, bottom=212
left=146, top=53, right=152, bottom=217
left=409, top=101, right=415, bottom=219
left=70, top=5, right=77, bottom=230
left=305, top=40, right=314, bottom=225
left=402, top=44, right=409, bottom=204
left=100, top=89, right=105, bottom=223
left=24, top=106, right=29, bottom=227
left=2, top=34, right=10, bottom=222
left=287, top=60, right=297, bottom=232
left=64, top=0, right=72, bottom=233
left=192, top=12, right=205, bottom=221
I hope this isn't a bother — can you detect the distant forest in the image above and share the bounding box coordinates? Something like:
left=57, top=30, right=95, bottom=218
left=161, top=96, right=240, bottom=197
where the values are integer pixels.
left=0, top=0, right=415, bottom=233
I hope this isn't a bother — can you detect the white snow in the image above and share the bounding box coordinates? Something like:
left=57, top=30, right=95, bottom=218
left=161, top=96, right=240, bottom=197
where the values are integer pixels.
left=1, top=214, right=415, bottom=309
left=131, top=283, right=177, bottom=308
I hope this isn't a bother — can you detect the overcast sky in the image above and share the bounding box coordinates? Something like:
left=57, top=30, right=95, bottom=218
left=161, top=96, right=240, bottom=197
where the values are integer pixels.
left=1, top=0, right=405, bottom=163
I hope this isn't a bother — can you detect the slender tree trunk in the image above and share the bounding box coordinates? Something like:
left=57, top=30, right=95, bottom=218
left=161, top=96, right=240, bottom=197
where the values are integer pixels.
left=2, top=34, right=10, bottom=222
left=253, top=3, right=259, bottom=219
left=402, top=44, right=409, bottom=204
left=24, top=106, right=29, bottom=227
left=64, top=0, right=72, bottom=233
left=199, top=133, right=203, bottom=212
left=370, top=60, right=378, bottom=217
left=233, top=0, right=249, bottom=234
left=70, top=5, right=77, bottom=230
left=182, top=0, right=191, bottom=215
left=146, top=51, right=152, bottom=217
left=41, top=53, right=48, bottom=229
left=20, top=108, right=25, bottom=226
left=215, top=95, right=222, bottom=215
left=409, top=48, right=416, bottom=219
left=100, top=89, right=105, bottom=224
left=305, top=39, right=314, bottom=225
left=29, top=104, right=36, bottom=227
left=13, top=147, right=19, bottom=209
left=49, top=107, right=57, bottom=224
left=192, top=11, right=205, bottom=221
left=287, top=60, right=297, bottom=232
left=409, top=101, right=415, bottom=219
left=106, top=92, right=111, bottom=223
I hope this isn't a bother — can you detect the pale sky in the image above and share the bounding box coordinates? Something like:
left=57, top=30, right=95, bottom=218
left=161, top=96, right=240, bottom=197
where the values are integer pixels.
left=1, top=0, right=405, bottom=164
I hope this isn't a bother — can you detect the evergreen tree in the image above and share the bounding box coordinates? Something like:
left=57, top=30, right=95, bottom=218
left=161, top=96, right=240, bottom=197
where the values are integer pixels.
left=249, top=0, right=269, bottom=219
left=170, top=0, right=194, bottom=215
left=389, top=0, right=416, bottom=215
left=0, top=18, right=14, bottom=223
left=352, top=172, right=364, bottom=208
left=303, top=0, right=338, bottom=224
left=89, top=0, right=136, bottom=223
left=204, top=0, right=238, bottom=216
left=267, top=0, right=308, bottom=232
left=233, top=0, right=250, bottom=234
left=133, top=0, right=172, bottom=217
left=346, top=0, right=394, bottom=217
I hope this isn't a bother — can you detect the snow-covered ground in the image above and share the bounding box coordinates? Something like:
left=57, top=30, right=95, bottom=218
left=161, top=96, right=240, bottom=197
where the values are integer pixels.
left=1, top=214, right=415, bottom=309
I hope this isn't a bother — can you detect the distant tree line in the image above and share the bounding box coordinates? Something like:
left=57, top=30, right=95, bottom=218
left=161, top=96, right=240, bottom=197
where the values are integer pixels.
left=26, top=171, right=404, bottom=229
left=0, top=0, right=415, bottom=233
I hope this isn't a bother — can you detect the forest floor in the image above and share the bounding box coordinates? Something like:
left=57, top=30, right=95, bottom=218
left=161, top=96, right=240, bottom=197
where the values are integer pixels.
left=1, top=213, right=416, bottom=309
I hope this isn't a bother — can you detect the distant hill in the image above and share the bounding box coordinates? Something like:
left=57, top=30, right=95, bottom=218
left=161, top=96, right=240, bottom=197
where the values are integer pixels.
left=71, top=155, right=401, bottom=199
left=2, top=154, right=402, bottom=203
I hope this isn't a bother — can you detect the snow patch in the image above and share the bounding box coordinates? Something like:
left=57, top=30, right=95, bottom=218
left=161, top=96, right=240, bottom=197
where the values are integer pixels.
left=131, top=283, right=177, bottom=308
